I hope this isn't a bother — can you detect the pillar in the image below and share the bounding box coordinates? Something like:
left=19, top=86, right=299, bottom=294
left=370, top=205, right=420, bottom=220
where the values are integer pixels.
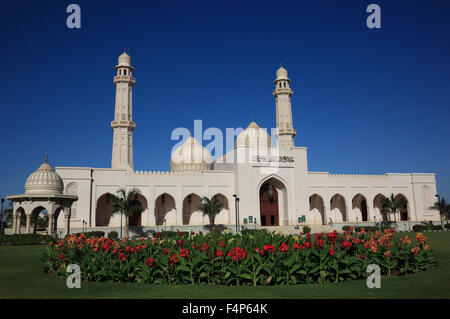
left=12, top=214, right=17, bottom=234
left=26, top=214, right=31, bottom=234
left=64, top=206, right=71, bottom=236
left=323, top=205, right=329, bottom=225
left=48, top=213, right=53, bottom=236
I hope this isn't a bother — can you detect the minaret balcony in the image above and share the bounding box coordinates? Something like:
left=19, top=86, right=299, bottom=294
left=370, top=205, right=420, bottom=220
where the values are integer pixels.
left=113, top=76, right=136, bottom=86
left=111, top=120, right=136, bottom=131
left=276, top=127, right=296, bottom=136
left=272, top=88, right=293, bottom=96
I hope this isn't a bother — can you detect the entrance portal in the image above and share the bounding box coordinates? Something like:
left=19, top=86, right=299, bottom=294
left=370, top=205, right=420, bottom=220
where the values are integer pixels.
left=259, top=183, right=279, bottom=226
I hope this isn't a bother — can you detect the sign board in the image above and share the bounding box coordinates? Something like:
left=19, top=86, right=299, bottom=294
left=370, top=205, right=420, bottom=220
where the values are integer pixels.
left=298, top=215, right=306, bottom=223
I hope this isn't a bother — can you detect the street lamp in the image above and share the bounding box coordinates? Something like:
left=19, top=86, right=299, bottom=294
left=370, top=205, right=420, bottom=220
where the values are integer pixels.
left=233, top=194, right=240, bottom=233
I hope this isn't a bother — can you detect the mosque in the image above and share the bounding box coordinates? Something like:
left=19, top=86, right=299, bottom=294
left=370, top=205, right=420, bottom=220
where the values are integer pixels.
left=7, top=52, right=440, bottom=236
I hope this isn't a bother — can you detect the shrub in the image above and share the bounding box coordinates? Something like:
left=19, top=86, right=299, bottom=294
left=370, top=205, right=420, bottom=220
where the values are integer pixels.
left=42, top=229, right=435, bottom=286
left=445, top=224, right=450, bottom=230
left=108, top=231, right=119, bottom=240
left=302, top=226, right=311, bottom=234
left=0, top=234, right=55, bottom=245
left=412, top=225, right=423, bottom=232
left=69, top=231, right=105, bottom=238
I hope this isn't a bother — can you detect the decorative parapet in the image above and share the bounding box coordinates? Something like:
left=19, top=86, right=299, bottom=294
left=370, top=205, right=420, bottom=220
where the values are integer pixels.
left=329, top=174, right=387, bottom=178
left=126, top=170, right=203, bottom=176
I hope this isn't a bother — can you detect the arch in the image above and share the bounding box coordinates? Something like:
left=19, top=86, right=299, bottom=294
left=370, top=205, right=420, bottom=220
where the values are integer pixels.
left=309, top=194, right=325, bottom=225
left=352, top=193, right=368, bottom=222
left=30, top=206, right=48, bottom=233
left=212, top=193, right=229, bottom=224
left=394, top=194, right=409, bottom=221
left=65, top=182, right=78, bottom=219
left=330, top=194, right=346, bottom=223
left=155, top=193, right=176, bottom=226
left=15, top=207, right=26, bottom=232
left=373, top=193, right=387, bottom=222
left=129, top=193, right=147, bottom=227
left=258, top=176, right=288, bottom=226
left=96, top=193, right=114, bottom=227
left=182, top=193, right=202, bottom=225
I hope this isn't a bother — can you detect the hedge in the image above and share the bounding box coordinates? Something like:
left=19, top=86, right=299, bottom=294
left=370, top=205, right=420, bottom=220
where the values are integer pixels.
left=0, top=234, right=55, bottom=245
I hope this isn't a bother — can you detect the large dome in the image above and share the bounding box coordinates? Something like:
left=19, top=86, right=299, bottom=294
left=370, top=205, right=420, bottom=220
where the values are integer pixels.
left=170, top=137, right=213, bottom=172
left=235, top=121, right=272, bottom=148
left=24, top=156, right=64, bottom=195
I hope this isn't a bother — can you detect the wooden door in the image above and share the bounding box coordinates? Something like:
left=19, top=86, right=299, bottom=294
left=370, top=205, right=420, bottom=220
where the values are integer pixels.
left=259, top=183, right=279, bottom=226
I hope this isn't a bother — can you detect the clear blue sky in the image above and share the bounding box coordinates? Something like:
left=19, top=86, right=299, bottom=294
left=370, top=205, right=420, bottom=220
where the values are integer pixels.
left=0, top=0, right=449, bottom=204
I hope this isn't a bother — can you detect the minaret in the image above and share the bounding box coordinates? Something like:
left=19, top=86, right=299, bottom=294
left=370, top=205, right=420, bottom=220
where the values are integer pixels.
left=273, top=66, right=296, bottom=150
left=111, top=51, right=136, bottom=170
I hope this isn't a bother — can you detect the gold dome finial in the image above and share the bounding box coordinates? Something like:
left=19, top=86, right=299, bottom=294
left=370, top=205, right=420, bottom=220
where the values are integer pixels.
left=44, top=153, right=48, bottom=163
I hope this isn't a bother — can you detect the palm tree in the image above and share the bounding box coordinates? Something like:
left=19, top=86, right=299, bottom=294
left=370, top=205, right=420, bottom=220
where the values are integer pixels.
left=107, top=188, right=144, bottom=238
left=197, top=196, right=223, bottom=230
left=430, top=198, right=449, bottom=230
left=382, top=194, right=408, bottom=223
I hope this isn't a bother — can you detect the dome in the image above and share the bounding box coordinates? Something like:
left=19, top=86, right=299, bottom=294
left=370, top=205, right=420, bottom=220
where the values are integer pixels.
left=24, top=156, right=64, bottom=195
left=276, top=66, right=288, bottom=80
left=235, top=121, right=272, bottom=148
left=117, top=52, right=131, bottom=67
left=170, top=137, right=213, bottom=172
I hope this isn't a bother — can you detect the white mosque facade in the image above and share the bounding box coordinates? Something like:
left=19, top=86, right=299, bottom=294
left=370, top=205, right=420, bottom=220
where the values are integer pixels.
left=8, top=53, right=440, bottom=236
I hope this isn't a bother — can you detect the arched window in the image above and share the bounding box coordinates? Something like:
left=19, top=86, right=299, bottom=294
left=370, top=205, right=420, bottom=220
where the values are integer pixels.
left=65, top=182, right=78, bottom=219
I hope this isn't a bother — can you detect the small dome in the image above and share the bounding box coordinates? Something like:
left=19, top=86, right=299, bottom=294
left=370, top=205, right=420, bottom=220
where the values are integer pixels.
left=170, top=137, right=213, bottom=172
left=276, top=66, right=288, bottom=80
left=25, top=157, right=64, bottom=195
left=235, top=121, right=272, bottom=148
left=118, top=52, right=131, bottom=67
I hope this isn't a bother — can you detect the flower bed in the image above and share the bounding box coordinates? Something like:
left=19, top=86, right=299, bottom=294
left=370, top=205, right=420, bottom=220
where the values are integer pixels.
left=42, top=228, right=435, bottom=285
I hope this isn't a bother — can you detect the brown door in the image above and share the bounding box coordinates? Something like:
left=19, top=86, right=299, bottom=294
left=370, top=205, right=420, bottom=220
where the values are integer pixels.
left=260, top=183, right=279, bottom=226
left=129, top=213, right=141, bottom=227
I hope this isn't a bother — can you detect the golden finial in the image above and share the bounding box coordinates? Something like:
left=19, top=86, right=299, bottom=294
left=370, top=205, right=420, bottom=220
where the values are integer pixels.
left=44, top=153, right=48, bottom=163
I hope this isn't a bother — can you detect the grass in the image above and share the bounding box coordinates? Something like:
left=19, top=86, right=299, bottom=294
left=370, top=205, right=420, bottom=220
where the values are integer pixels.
left=0, top=232, right=449, bottom=298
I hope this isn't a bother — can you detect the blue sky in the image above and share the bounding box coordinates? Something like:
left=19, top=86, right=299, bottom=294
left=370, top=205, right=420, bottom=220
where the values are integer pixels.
left=0, top=0, right=449, bottom=204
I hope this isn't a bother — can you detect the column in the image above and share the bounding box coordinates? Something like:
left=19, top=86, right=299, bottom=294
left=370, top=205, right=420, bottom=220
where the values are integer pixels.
left=64, top=206, right=71, bottom=236
left=48, top=213, right=53, bottom=236
left=12, top=214, right=17, bottom=234
left=26, top=214, right=31, bottom=234
left=323, top=205, right=329, bottom=225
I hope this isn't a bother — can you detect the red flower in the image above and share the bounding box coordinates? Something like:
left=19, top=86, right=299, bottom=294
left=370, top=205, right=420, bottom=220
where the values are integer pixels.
left=358, top=254, right=365, bottom=259
left=228, top=247, right=247, bottom=261
left=163, top=248, right=170, bottom=255
left=58, top=253, right=67, bottom=261
left=180, top=248, right=190, bottom=258
left=218, top=241, right=226, bottom=248
left=304, top=241, right=312, bottom=249
left=169, top=253, right=179, bottom=265
left=341, top=240, right=352, bottom=250
left=293, top=243, right=299, bottom=250
left=329, top=246, right=335, bottom=256
left=145, top=257, right=155, bottom=266
left=201, top=242, right=210, bottom=252
left=177, top=231, right=183, bottom=237
left=263, top=244, right=275, bottom=253
left=154, top=232, right=161, bottom=238
left=152, top=238, right=157, bottom=245
left=216, top=249, right=224, bottom=258
left=118, top=253, right=126, bottom=261
left=278, top=242, right=289, bottom=253
left=411, top=246, right=419, bottom=254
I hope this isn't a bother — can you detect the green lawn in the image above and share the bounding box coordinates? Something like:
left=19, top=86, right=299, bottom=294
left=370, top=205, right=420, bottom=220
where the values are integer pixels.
left=1, top=232, right=449, bottom=298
